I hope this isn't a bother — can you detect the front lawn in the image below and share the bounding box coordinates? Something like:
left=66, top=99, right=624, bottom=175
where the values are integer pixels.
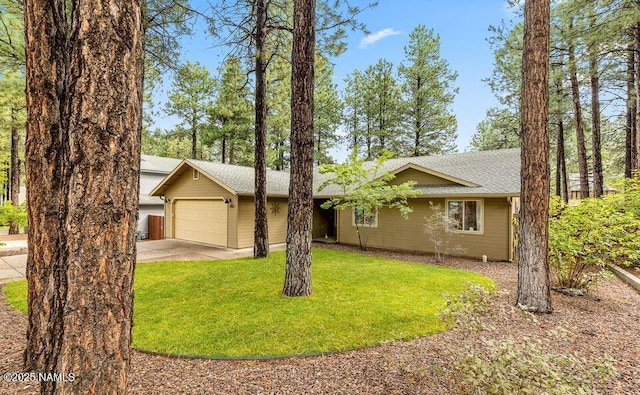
left=3, top=248, right=493, bottom=358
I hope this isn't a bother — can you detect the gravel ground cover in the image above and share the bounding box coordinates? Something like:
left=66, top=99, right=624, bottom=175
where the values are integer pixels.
left=1, top=243, right=638, bottom=394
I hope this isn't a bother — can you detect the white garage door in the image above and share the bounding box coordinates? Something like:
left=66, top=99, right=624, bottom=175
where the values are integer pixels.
left=174, top=199, right=227, bottom=246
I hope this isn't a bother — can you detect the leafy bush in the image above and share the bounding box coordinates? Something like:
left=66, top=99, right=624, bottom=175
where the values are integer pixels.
left=437, top=285, right=617, bottom=395
left=437, top=283, right=498, bottom=334
left=548, top=178, right=640, bottom=290
left=0, top=202, right=27, bottom=228
left=455, top=336, right=616, bottom=395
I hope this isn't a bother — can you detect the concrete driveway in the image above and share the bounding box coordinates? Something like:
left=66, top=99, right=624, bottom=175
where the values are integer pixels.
left=0, top=239, right=285, bottom=284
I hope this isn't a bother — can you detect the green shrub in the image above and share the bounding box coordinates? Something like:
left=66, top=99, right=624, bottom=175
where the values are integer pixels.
left=437, top=285, right=617, bottom=394
left=548, top=178, right=640, bottom=290
left=0, top=202, right=27, bottom=228
left=437, top=283, right=498, bottom=334
left=455, top=336, right=616, bottom=395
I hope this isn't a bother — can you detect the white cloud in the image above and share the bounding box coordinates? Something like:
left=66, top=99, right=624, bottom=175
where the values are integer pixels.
left=359, top=28, right=402, bottom=49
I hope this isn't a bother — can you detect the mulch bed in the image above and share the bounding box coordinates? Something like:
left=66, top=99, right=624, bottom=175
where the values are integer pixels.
left=1, top=243, right=638, bottom=394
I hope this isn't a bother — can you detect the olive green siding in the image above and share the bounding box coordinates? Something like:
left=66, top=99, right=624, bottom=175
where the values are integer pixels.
left=164, top=202, right=172, bottom=239
left=237, top=196, right=288, bottom=248
left=390, top=168, right=457, bottom=186
left=161, top=168, right=239, bottom=248
left=336, top=198, right=512, bottom=261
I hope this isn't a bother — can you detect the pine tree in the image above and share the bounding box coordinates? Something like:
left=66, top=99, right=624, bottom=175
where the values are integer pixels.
left=367, top=59, right=403, bottom=157
left=24, top=0, right=143, bottom=391
left=165, top=61, right=217, bottom=159
left=517, top=0, right=553, bottom=314
left=208, top=56, right=254, bottom=165
left=342, top=70, right=366, bottom=153
left=284, top=0, right=315, bottom=297
left=0, top=73, right=24, bottom=233
left=398, top=25, right=458, bottom=156
left=266, top=56, right=292, bottom=170
left=313, top=54, right=342, bottom=164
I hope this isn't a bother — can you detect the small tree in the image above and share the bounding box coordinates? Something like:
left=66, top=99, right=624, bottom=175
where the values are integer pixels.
left=0, top=201, right=27, bottom=230
left=424, top=201, right=465, bottom=262
left=318, top=150, right=419, bottom=250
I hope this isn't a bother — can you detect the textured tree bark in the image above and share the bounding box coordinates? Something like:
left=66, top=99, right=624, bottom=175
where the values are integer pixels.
left=556, top=119, right=568, bottom=204
left=253, top=0, right=270, bottom=258
left=516, top=0, right=552, bottom=314
left=413, top=77, right=423, bottom=157
left=568, top=35, right=590, bottom=199
left=23, top=0, right=143, bottom=393
left=626, top=45, right=636, bottom=178
left=9, top=108, right=20, bottom=234
left=558, top=118, right=569, bottom=203
left=191, top=123, right=198, bottom=159
left=569, top=22, right=589, bottom=198
left=634, top=21, right=640, bottom=172
left=589, top=48, right=603, bottom=197
left=283, top=0, right=315, bottom=297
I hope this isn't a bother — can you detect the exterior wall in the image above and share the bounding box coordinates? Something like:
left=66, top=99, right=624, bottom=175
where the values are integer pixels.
left=139, top=172, right=169, bottom=235
left=390, top=168, right=457, bottom=186
left=140, top=172, right=167, bottom=194
left=336, top=197, right=512, bottom=261
left=164, top=202, right=172, bottom=239
left=138, top=205, right=163, bottom=236
left=162, top=168, right=239, bottom=248
left=237, top=196, right=288, bottom=248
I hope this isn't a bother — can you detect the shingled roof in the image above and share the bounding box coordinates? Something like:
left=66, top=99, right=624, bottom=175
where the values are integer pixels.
left=189, top=159, right=291, bottom=196
left=316, top=148, right=521, bottom=197
left=390, top=148, right=520, bottom=197
left=151, top=148, right=521, bottom=198
left=140, top=155, right=182, bottom=174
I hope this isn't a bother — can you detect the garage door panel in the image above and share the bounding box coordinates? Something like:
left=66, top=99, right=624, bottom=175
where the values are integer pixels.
left=174, top=200, right=227, bottom=246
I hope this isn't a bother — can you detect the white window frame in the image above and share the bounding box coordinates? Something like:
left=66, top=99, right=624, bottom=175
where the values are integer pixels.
left=445, top=199, right=484, bottom=234
left=352, top=207, right=378, bottom=228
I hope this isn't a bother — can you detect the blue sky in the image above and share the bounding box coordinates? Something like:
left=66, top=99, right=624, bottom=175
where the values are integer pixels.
left=153, top=0, right=520, bottom=158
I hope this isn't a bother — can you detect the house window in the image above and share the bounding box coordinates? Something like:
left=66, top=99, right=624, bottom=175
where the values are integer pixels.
left=447, top=200, right=483, bottom=233
left=193, top=169, right=200, bottom=180
left=352, top=207, right=378, bottom=228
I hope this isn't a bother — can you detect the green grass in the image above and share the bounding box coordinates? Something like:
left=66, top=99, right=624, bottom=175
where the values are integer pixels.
left=3, top=248, right=493, bottom=358
left=3, top=279, right=27, bottom=312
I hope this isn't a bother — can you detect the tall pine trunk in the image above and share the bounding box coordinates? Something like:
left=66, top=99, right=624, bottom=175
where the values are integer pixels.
left=556, top=118, right=568, bottom=203
left=9, top=108, right=20, bottom=234
left=516, top=0, right=552, bottom=314
left=634, top=21, right=640, bottom=172
left=626, top=44, right=636, bottom=178
left=254, top=0, right=269, bottom=258
left=413, top=77, right=423, bottom=157
left=24, top=0, right=143, bottom=393
left=589, top=62, right=603, bottom=197
left=588, top=20, right=603, bottom=197
left=191, top=125, right=197, bottom=159
left=568, top=37, right=590, bottom=199
left=284, top=0, right=315, bottom=297
left=221, top=135, right=227, bottom=164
